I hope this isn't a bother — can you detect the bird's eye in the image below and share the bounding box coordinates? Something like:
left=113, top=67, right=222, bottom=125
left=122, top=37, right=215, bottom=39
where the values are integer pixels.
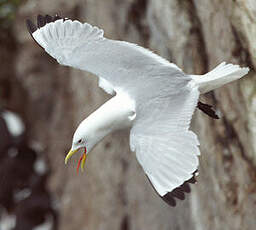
left=78, top=139, right=82, bottom=144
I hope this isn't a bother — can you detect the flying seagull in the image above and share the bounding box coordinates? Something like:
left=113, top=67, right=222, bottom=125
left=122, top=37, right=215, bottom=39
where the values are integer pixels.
left=26, top=14, right=249, bottom=206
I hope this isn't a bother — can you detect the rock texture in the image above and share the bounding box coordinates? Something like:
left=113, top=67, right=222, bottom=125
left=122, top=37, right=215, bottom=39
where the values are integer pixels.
left=0, top=0, right=255, bottom=229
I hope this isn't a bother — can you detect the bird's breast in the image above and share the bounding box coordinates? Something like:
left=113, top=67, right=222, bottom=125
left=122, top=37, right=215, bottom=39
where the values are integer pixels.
left=86, top=92, right=136, bottom=134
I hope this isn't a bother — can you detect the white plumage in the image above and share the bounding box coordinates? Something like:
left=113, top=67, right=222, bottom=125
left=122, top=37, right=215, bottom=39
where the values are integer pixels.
left=26, top=15, right=249, bottom=206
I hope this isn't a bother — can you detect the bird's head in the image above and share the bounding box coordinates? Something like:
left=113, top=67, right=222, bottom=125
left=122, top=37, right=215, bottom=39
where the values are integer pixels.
left=64, top=122, right=94, bottom=173
left=64, top=98, right=120, bottom=173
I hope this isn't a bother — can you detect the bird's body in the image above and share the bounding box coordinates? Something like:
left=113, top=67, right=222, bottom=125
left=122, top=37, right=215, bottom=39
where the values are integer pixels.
left=26, top=15, right=249, bottom=206
left=74, top=93, right=135, bottom=153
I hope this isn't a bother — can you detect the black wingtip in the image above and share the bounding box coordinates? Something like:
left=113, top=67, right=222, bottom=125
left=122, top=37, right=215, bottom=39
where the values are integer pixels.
left=26, top=14, right=65, bottom=50
left=45, top=14, right=53, bottom=23
left=26, top=14, right=64, bottom=34
left=37, top=14, right=46, bottom=28
left=162, top=195, right=177, bottom=206
left=180, top=183, right=191, bottom=193
left=170, top=188, right=185, bottom=200
left=53, top=14, right=62, bottom=21
left=161, top=171, right=198, bottom=207
left=197, top=101, right=220, bottom=119
left=187, top=176, right=197, bottom=184
left=26, top=19, right=37, bottom=34
left=146, top=170, right=198, bottom=207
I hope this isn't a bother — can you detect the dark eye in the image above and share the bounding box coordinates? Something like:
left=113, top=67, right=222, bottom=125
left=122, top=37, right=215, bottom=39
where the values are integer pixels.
left=78, top=139, right=82, bottom=144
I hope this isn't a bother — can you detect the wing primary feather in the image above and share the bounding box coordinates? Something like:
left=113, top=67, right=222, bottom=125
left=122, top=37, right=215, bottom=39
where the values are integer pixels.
left=26, top=19, right=44, bottom=50
left=26, top=14, right=64, bottom=50
left=146, top=172, right=197, bottom=207
left=180, top=183, right=191, bottom=193
left=53, top=14, right=62, bottom=21
left=171, top=188, right=185, bottom=200
left=26, top=19, right=37, bottom=34
left=45, top=14, right=53, bottom=23
left=162, top=173, right=197, bottom=206
left=162, top=195, right=177, bottom=207
left=37, top=14, right=46, bottom=28
left=187, top=176, right=197, bottom=184
left=148, top=170, right=198, bottom=207
left=197, top=101, right=219, bottom=119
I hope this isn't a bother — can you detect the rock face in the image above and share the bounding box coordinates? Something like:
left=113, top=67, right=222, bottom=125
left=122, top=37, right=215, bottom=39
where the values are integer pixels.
left=0, top=0, right=255, bottom=229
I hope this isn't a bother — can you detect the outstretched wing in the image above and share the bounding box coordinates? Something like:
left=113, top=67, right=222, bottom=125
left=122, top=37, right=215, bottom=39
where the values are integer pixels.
left=26, top=15, right=189, bottom=101
left=130, top=86, right=200, bottom=206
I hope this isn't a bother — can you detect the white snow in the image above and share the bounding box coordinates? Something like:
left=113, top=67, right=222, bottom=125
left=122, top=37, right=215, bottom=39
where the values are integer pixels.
left=2, top=111, right=25, bottom=137
left=33, top=215, right=53, bottom=230
left=14, top=188, right=31, bottom=202
left=34, top=158, right=47, bottom=175
left=0, top=209, right=16, bottom=230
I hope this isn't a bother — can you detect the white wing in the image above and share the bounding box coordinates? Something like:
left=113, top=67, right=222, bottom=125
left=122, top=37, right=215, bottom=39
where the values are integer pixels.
left=130, top=86, right=200, bottom=204
left=26, top=15, right=189, bottom=102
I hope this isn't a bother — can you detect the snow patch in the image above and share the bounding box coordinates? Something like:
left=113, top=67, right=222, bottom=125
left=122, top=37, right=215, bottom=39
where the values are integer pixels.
left=2, top=111, right=25, bottom=137
left=14, top=188, right=31, bottom=202
left=33, top=215, right=53, bottom=230
left=34, top=158, right=47, bottom=175
left=0, top=210, right=16, bottom=230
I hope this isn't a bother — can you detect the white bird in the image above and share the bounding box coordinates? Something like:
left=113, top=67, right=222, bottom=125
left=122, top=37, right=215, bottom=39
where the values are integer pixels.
left=26, top=14, right=249, bottom=206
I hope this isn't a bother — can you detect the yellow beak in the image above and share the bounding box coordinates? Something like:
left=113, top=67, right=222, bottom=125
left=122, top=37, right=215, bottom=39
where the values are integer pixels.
left=65, top=149, right=78, bottom=164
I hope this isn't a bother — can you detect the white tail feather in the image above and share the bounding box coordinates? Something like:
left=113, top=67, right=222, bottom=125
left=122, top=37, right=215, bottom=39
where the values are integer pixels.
left=191, top=62, right=249, bottom=94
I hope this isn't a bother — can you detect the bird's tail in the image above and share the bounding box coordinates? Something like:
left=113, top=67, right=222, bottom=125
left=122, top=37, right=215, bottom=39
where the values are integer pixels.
left=190, top=62, right=249, bottom=94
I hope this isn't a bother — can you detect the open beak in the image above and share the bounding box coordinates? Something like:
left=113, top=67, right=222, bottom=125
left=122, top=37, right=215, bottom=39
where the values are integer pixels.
left=65, top=147, right=87, bottom=173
